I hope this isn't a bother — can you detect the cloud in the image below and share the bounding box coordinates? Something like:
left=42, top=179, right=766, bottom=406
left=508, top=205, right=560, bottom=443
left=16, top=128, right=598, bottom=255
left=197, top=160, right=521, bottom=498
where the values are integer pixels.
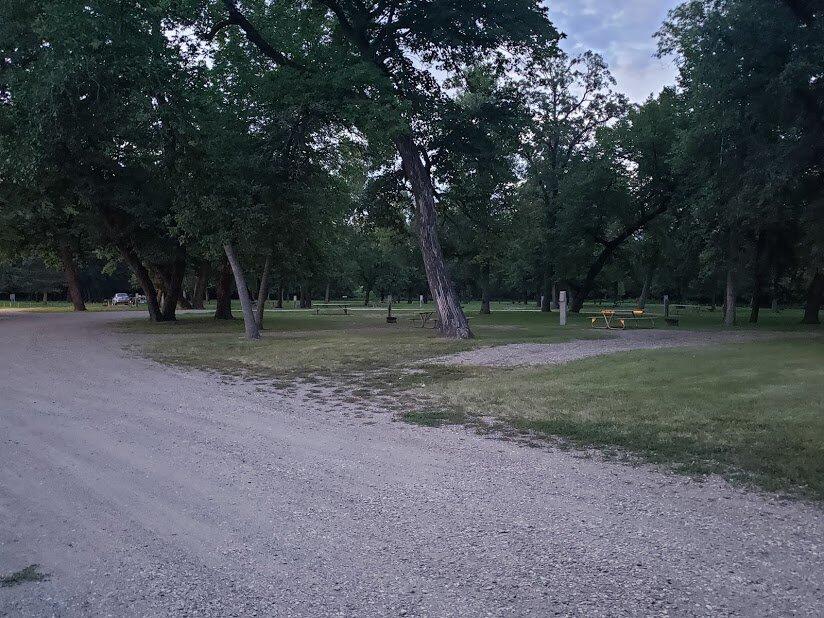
left=546, top=0, right=682, bottom=102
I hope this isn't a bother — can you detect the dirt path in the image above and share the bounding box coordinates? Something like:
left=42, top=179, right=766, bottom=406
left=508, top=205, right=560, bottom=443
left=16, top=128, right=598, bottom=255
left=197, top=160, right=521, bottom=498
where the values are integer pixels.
left=1, top=312, right=822, bottom=617
left=432, top=329, right=785, bottom=367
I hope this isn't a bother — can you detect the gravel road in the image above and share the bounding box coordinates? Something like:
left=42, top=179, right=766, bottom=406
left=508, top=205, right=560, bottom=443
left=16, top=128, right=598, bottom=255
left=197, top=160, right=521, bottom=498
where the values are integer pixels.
left=433, top=330, right=784, bottom=367
left=1, top=312, right=822, bottom=617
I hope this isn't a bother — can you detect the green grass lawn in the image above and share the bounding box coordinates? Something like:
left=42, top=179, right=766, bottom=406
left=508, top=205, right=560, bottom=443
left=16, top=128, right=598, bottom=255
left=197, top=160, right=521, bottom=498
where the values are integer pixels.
left=119, top=308, right=600, bottom=377
left=414, top=339, right=824, bottom=499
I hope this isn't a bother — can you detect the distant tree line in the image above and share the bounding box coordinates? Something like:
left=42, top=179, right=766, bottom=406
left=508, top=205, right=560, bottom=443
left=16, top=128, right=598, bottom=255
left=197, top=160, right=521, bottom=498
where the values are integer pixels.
left=1, top=0, right=821, bottom=337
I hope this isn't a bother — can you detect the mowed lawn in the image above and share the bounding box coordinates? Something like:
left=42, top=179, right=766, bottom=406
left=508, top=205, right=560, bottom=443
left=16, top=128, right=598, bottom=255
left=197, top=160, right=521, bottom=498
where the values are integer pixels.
left=119, top=305, right=823, bottom=498
left=417, top=340, right=824, bottom=499
left=118, top=305, right=601, bottom=377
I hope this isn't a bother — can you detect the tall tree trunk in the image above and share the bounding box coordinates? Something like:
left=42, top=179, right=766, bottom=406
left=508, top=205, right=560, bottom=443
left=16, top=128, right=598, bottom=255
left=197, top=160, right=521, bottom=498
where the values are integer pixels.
left=802, top=270, right=823, bottom=325
left=116, top=243, right=162, bottom=321
left=723, top=266, right=737, bottom=327
left=276, top=286, right=284, bottom=309
left=749, top=233, right=767, bottom=323
left=540, top=270, right=551, bottom=312
left=364, top=287, right=371, bottom=306
left=637, top=266, right=654, bottom=310
left=224, top=243, right=260, bottom=340
left=394, top=133, right=472, bottom=339
left=324, top=281, right=331, bottom=303
left=58, top=244, right=86, bottom=312
left=480, top=263, right=491, bottom=314
left=191, top=262, right=209, bottom=310
left=299, top=286, right=311, bottom=309
left=255, top=252, right=273, bottom=329
left=214, top=257, right=234, bottom=320
left=157, top=254, right=186, bottom=321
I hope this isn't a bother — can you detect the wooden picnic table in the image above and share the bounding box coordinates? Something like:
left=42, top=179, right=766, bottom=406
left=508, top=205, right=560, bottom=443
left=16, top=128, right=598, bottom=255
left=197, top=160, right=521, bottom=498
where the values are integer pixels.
left=410, top=311, right=438, bottom=328
left=590, top=309, right=657, bottom=330
left=314, top=303, right=350, bottom=315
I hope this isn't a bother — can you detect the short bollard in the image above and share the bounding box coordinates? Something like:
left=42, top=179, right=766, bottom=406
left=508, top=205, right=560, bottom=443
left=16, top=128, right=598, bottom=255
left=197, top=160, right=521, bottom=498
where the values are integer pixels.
left=559, top=291, right=568, bottom=326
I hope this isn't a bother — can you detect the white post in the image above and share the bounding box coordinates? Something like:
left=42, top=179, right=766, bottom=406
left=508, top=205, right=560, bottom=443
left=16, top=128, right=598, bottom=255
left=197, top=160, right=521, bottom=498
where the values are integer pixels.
left=559, top=291, right=568, bottom=326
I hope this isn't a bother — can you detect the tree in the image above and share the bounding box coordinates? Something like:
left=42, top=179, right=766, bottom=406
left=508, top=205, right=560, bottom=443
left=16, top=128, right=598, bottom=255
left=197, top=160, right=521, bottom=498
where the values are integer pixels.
left=438, top=63, right=524, bottom=314
left=520, top=50, right=628, bottom=310
left=659, top=0, right=824, bottom=325
left=205, top=0, right=559, bottom=338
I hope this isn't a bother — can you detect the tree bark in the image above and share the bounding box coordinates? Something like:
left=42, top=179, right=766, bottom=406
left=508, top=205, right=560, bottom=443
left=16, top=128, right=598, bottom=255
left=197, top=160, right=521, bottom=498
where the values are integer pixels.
left=394, top=133, right=472, bottom=339
left=480, top=263, right=491, bottom=314
left=116, top=243, right=162, bottom=321
left=224, top=243, right=260, bottom=340
left=276, top=286, right=284, bottom=309
left=540, top=271, right=551, bottom=312
left=324, top=281, right=331, bottom=303
left=255, top=252, right=273, bottom=329
left=637, top=266, right=654, bottom=310
left=364, top=287, right=371, bottom=306
left=58, top=244, right=86, bottom=312
left=749, top=233, right=766, bottom=323
left=723, top=266, right=737, bottom=327
left=802, top=270, right=823, bottom=325
left=214, top=257, right=234, bottom=320
left=191, top=262, right=209, bottom=310
left=157, top=254, right=186, bottom=321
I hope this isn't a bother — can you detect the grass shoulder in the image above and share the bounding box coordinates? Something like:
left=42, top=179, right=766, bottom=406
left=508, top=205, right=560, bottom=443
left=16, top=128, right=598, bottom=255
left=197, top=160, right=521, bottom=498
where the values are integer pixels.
left=410, top=339, right=824, bottom=500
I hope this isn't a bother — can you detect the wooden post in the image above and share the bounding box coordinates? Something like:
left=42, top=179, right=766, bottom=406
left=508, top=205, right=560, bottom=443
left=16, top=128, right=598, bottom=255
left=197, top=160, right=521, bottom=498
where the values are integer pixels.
left=559, top=291, right=568, bottom=326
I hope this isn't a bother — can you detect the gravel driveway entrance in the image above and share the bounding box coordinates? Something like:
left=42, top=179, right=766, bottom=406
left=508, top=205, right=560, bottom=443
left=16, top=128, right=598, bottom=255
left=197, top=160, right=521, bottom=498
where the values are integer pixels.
left=1, top=312, right=821, bottom=616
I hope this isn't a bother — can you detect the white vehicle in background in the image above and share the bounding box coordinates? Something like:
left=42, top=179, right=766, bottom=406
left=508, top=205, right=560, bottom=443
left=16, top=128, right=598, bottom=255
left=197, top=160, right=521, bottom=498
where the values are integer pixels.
left=112, top=292, right=131, bottom=306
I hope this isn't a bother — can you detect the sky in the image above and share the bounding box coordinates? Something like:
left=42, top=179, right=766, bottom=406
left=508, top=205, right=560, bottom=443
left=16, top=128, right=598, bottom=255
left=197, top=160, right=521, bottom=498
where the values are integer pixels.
left=547, top=0, right=683, bottom=102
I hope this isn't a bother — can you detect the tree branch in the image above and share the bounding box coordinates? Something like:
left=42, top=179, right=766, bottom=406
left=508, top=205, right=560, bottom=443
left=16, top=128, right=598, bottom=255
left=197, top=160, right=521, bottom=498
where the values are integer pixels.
left=208, top=0, right=305, bottom=71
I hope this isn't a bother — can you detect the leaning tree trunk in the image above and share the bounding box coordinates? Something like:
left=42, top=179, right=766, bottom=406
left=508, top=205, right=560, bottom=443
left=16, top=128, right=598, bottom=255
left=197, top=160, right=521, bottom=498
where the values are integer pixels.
left=255, top=252, right=273, bottom=330
left=394, top=133, right=472, bottom=339
left=214, top=258, right=234, bottom=320
left=723, top=266, right=737, bottom=327
left=116, top=243, right=162, bottom=321
left=58, top=244, right=86, bottom=312
left=224, top=243, right=260, bottom=341
left=571, top=248, right=615, bottom=313
left=802, top=270, right=823, bottom=325
left=191, top=262, right=209, bottom=310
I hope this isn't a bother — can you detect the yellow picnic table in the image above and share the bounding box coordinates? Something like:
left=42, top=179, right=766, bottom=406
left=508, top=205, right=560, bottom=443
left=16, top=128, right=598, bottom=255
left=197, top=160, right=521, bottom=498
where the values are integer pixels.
left=590, top=309, right=657, bottom=330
